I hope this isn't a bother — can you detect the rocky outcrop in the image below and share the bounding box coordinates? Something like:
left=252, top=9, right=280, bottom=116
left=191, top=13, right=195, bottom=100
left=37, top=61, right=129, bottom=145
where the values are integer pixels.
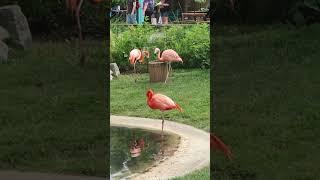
left=0, top=40, right=8, bottom=62
left=0, top=26, right=9, bottom=40
left=0, top=26, right=9, bottom=62
left=110, top=63, right=120, bottom=77
left=0, top=5, right=32, bottom=49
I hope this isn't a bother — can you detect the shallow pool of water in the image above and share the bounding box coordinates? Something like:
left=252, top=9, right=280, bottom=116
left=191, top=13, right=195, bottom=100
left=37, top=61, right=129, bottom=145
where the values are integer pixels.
left=110, top=127, right=180, bottom=179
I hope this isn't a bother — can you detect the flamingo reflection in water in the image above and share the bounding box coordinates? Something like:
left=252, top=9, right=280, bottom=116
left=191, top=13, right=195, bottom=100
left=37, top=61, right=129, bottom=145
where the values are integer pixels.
left=130, top=138, right=145, bottom=158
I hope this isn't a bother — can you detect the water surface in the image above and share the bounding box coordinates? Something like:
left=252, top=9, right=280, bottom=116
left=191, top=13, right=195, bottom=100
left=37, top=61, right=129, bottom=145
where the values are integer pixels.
left=110, top=127, right=180, bottom=179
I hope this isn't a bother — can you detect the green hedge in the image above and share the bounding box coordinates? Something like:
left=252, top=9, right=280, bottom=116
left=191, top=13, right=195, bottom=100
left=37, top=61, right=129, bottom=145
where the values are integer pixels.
left=110, top=24, right=210, bottom=72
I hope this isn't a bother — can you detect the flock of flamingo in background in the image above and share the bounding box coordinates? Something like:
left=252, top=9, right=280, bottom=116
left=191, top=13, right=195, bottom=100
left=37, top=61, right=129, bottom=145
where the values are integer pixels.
left=129, top=48, right=183, bottom=82
left=128, top=48, right=232, bottom=160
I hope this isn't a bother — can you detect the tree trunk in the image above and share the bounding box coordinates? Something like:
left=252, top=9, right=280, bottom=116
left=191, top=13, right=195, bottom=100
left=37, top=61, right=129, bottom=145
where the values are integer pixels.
left=148, top=62, right=169, bottom=83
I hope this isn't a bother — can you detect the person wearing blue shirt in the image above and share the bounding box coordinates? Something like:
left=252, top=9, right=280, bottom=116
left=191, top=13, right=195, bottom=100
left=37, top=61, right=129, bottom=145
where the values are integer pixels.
left=127, top=0, right=137, bottom=24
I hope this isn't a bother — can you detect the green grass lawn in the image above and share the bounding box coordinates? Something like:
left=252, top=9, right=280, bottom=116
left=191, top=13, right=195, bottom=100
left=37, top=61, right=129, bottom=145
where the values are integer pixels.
left=173, top=166, right=210, bottom=180
left=110, top=69, right=210, bottom=179
left=213, top=24, right=320, bottom=179
left=111, top=69, right=210, bottom=131
left=0, top=41, right=107, bottom=176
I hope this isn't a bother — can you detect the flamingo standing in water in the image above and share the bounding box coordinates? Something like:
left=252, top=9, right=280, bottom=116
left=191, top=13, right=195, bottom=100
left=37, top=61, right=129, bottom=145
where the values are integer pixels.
left=154, top=48, right=183, bottom=83
left=146, top=89, right=183, bottom=137
left=129, top=49, right=150, bottom=73
left=211, top=133, right=232, bottom=160
left=146, top=89, right=232, bottom=159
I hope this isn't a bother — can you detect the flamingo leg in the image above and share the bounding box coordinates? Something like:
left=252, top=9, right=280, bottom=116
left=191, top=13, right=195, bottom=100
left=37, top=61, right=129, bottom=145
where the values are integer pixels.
left=165, top=63, right=169, bottom=83
left=161, top=112, right=165, bottom=140
left=133, top=61, right=139, bottom=83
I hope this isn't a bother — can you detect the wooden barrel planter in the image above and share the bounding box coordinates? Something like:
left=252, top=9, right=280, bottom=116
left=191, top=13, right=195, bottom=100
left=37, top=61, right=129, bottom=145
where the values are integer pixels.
left=148, top=61, right=169, bottom=83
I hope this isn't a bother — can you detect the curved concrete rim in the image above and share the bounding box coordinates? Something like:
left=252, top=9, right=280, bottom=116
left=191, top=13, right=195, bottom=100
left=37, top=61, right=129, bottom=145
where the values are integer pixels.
left=110, top=115, right=210, bottom=180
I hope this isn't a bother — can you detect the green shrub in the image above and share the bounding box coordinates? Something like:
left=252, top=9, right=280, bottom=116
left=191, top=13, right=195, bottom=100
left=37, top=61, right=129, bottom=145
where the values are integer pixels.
left=111, top=25, right=155, bottom=72
left=175, top=24, right=210, bottom=69
left=110, top=24, right=210, bottom=72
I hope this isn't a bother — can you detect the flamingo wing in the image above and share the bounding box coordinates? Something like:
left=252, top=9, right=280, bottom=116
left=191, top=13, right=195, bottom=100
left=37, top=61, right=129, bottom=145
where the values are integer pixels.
left=129, top=49, right=142, bottom=64
left=162, top=49, right=182, bottom=62
left=149, top=94, right=182, bottom=111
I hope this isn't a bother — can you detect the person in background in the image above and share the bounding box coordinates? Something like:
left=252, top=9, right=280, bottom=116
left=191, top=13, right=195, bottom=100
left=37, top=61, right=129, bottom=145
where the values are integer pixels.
left=205, top=2, right=211, bottom=21
left=151, top=2, right=160, bottom=24
left=157, top=0, right=170, bottom=24
left=127, top=0, right=137, bottom=24
left=143, top=0, right=155, bottom=23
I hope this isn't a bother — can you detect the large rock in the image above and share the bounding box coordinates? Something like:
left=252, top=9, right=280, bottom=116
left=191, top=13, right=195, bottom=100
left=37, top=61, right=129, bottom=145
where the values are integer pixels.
left=0, top=5, right=32, bottom=49
left=0, top=40, right=8, bottom=62
left=110, top=63, right=120, bottom=77
left=0, top=26, right=9, bottom=40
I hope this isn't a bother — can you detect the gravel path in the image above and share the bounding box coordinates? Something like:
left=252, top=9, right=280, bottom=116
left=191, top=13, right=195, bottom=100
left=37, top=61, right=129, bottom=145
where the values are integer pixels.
left=111, top=115, right=210, bottom=180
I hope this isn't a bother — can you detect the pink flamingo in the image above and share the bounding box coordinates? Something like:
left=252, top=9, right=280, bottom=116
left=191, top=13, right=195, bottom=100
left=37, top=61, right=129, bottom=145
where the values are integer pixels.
left=130, top=140, right=142, bottom=157
left=154, top=48, right=183, bottom=83
left=146, top=89, right=183, bottom=137
left=211, top=133, right=233, bottom=160
left=138, top=138, right=145, bottom=150
left=129, top=48, right=150, bottom=73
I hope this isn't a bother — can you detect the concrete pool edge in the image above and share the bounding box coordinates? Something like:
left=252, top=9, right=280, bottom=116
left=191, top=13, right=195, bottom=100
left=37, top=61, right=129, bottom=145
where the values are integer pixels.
left=110, top=115, right=210, bottom=180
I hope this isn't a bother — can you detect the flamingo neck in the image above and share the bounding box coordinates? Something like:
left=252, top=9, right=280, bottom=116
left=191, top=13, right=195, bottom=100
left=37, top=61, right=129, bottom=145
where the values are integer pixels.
left=157, top=50, right=162, bottom=61
left=137, top=50, right=142, bottom=60
left=141, top=51, right=150, bottom=62
left=147, top=91, right=154, bottom=100
left=143, top=51, right=150, bottom=58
